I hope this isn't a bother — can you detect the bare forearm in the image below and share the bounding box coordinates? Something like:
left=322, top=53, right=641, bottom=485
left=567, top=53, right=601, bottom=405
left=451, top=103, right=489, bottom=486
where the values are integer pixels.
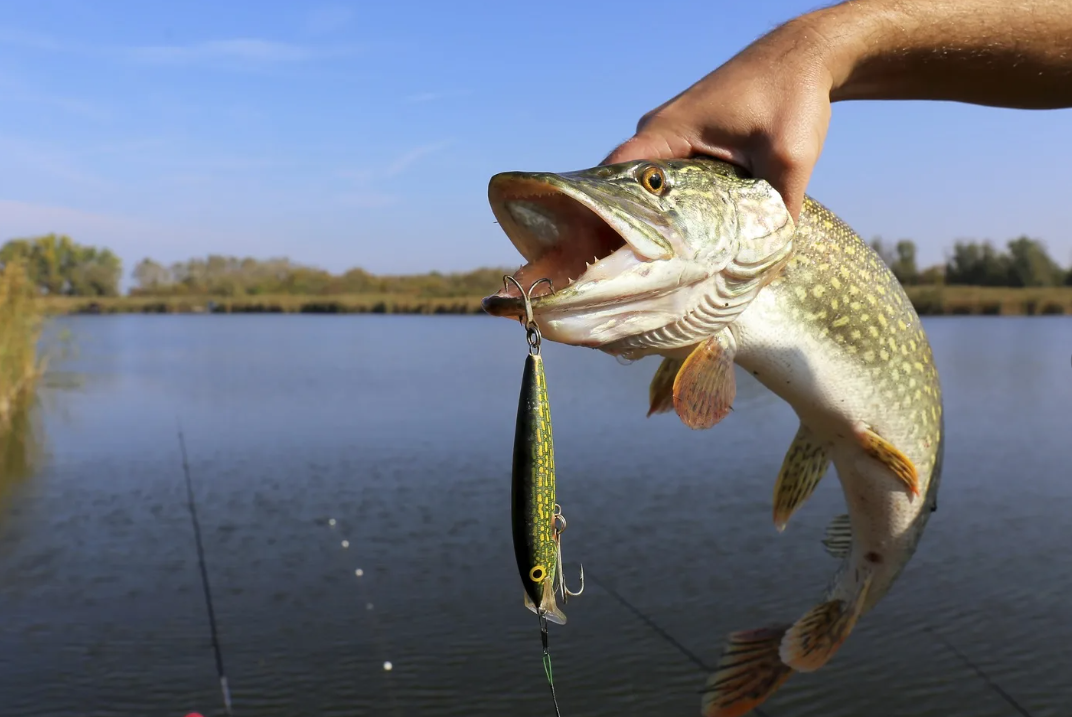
left=803, top=0, right=1072, bottom=109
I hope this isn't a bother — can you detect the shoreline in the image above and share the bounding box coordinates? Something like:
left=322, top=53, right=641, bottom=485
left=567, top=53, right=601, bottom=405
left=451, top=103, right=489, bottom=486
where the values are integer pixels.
left=40, top=286, right=1072, bottom=317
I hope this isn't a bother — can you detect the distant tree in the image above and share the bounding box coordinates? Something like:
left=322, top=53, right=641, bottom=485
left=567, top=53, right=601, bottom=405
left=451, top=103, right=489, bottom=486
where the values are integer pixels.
left=891, top=240, right=919, bottom=285
left=132, top=258, right=173, bottom=293
left=918, top=265, right=945, bottom=285
left=0, top=234, right=121, bottom=296
left=945, top=240, right=1011, bottom=286
left=1004, top=236, right=1063, bottom=287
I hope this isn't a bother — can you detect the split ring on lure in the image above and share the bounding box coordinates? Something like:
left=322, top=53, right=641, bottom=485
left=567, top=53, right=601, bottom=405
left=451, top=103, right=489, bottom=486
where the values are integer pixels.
left=505, top=275, right=584, bottom=626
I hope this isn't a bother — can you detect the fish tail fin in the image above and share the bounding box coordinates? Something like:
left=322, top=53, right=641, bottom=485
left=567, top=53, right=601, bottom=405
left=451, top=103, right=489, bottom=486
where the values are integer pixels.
left=778, top=570, right=874, bottom=672
left=701, top=625, right=794, bottom=717
left=524, top=579, right=567, bottom=625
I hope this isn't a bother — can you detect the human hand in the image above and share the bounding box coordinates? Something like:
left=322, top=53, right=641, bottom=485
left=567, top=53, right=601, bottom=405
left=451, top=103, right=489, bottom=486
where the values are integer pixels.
left=601, top=20, right=837, bottom=222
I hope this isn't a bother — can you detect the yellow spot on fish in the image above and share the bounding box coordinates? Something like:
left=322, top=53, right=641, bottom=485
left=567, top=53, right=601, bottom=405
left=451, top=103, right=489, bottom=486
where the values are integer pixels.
left=869, top=326, right=880, bottom=338
left=833, top=315, right=850, bottom=328
left=831, top=277, right=842, bottom=289
left=812, top=285, right=826, bottom=298
left=795, top=286, right=807, bottom=301
left=880, top=349, right=890, bottom=361
left=877, top=313, right=888, bottom=327
left=863, top=350, right=875, bottom=363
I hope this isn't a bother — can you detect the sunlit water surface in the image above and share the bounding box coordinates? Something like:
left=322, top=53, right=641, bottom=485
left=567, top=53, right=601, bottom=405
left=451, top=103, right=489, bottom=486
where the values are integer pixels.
left=0, top=315, right=1069, bottom=717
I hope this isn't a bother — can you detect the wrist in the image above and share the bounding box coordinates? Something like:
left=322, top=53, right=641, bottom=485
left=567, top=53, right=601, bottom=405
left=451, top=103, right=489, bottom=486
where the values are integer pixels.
left=788, top=2, right=904, bottom=103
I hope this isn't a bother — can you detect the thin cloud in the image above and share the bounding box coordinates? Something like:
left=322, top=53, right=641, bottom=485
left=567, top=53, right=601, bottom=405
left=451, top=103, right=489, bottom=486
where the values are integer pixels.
left=130, top=39, right=319, bottom=64
left=0, top=27, right=68, bottom=52
left=404, top=89, right=472, bottom=104
left=304, top=6, right=355, bottom=36
left=338, top=192, right=399, bottom=208
left=383, top=140, right=454, bottom=177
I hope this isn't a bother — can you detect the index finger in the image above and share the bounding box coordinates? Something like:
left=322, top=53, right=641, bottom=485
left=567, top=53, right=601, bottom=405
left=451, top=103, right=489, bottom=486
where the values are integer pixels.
left=600, top=132, right=693, bottom=166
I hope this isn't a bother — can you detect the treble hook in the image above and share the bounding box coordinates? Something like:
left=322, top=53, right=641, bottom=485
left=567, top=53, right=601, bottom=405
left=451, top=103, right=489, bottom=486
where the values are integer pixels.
left=502, top=275, right=554, bottom=354
left=552, top=505, right=585, bottom=600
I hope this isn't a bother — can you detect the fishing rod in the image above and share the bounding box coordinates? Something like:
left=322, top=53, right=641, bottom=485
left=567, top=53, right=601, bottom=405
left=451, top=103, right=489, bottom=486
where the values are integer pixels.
left=177, top=423, right=234, bottom=716
left=584, top=568, right=1038, bottom=717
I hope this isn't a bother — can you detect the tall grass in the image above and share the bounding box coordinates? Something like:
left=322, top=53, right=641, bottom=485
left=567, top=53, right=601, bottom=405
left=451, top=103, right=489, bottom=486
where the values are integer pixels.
left=0, top=260, right=46, bottom=484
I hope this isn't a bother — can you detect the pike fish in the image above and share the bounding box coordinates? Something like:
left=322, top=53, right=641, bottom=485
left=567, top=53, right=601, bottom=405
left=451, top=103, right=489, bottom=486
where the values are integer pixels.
left=482, top=157, right=944, bottom=716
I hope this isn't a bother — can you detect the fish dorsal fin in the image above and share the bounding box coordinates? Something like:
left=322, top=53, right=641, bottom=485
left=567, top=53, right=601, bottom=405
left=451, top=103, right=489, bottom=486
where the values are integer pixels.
left=854, top=422, right=920, bottom=496
left=772, top=424, right=831, bottom=532
left=779, top=569, right=874, bottom=673
left=821, top=513, right=852, bottom=559
left=672, top=330, right=737, bottom=430
left=647, top=356, right=684, bottom=417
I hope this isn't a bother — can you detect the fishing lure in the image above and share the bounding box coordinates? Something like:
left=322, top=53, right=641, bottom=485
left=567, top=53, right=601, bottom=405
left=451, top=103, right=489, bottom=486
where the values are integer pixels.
left=504, top=275, right=584, bottom=714
left=505, top=275, right=584, bottom=623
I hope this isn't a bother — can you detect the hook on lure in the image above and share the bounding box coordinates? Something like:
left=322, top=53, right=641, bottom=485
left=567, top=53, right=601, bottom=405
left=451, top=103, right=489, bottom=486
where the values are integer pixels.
left=502, top=275, right=554, bottom=355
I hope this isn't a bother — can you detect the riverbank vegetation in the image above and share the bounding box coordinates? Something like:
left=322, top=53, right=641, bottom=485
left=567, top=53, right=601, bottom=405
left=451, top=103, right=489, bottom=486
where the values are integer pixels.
left=0, top=260, right=46, bottom=485
left=5, top=233, right=1072, bottom=316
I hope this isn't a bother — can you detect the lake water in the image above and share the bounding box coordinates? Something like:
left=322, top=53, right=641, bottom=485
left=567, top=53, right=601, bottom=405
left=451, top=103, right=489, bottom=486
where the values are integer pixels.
left=0, top=314, right=1069, bottom=717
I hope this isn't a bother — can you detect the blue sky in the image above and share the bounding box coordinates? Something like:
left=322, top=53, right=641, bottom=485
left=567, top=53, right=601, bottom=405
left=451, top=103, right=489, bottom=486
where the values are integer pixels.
left=2, top=0, right=1071, bottom=285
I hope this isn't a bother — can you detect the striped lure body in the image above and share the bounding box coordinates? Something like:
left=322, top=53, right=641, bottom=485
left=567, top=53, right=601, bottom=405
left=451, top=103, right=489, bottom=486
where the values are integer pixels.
left=511, top=350, right=569, bottom=625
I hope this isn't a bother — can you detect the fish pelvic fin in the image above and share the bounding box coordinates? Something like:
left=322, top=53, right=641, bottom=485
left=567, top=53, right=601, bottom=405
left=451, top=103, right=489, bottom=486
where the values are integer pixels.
left=701, top=625, right=794, bottom=717
left=821, top=513, right=853, bottom=559
left=854, top=422, right=920, bottom=496
left=647, top=356, right=684, bottom=417
left=524, top=578, right=567, bottom=625
left=778, top=570, right=874, bottom=673
left=772, top=423, right=831, bottom=532
left=673, top=330, right=737, bottom=430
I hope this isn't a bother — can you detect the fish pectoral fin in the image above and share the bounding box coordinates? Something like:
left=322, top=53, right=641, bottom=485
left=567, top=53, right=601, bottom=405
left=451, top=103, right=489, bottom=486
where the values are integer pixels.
left=648, top=356, right=684, bottom=417
left=779, top=570, right=874, bottom=673
left=772, top=423, right=831, bottom=532
left=821, top=513, right=853, bottom=559
left=854, top=423, right=920, bottom=496
left=701, top=626, right=794, bottom=717
left=673, top=330, right=737, bottom=431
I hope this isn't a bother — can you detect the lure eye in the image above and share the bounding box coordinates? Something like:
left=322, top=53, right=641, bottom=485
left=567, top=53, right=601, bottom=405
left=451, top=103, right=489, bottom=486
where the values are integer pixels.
left=639, top=165, right=668, bottom=196
left=529, top=565, right=546, bottom=582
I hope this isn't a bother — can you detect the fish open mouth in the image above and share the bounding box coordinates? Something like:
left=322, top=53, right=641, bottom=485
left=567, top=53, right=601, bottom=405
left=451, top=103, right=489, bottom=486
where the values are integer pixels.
left=482, top=174, right=648, bottom=319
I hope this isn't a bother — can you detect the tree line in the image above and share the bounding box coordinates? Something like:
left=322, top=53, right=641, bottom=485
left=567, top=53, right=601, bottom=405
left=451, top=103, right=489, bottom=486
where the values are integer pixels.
left=2, top=233, right=1071, bottom=299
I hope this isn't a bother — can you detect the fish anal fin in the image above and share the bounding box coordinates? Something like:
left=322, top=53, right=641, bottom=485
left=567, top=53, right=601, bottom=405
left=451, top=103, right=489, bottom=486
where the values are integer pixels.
left=702, top=625, right=794, bottom=717
left=855, top=423, right=919, bottom=496
left=648, top=356, right=684, bottom=417
left=821, top=513, right=853, bottom=559
left=772, top=423, right=831, bottom=532
left=779, top=572, right=873, bottom=672
left=673, top=331, right=737, bottom=431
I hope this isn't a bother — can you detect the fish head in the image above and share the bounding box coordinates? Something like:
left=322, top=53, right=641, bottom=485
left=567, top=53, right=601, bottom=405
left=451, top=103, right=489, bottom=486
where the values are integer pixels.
left=482, top=157, right=795, bottom=357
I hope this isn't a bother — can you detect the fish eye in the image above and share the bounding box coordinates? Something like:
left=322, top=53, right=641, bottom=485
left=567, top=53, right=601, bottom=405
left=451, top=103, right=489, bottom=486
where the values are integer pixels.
left=529, top=565, right=546, bottom=582
left=638, top=165, right=668, bottom=196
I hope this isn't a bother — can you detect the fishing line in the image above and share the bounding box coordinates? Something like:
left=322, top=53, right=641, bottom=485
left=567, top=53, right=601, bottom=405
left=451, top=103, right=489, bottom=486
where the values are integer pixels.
left=582, top=568, right=774, bottom=717
left=923, top=626, right=1035, bottom=717
left=325, top=515, right=403, bottom=717
left=176, top=423, right=234, bottom=716
left=584, top=567, right=1038, bottom=717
